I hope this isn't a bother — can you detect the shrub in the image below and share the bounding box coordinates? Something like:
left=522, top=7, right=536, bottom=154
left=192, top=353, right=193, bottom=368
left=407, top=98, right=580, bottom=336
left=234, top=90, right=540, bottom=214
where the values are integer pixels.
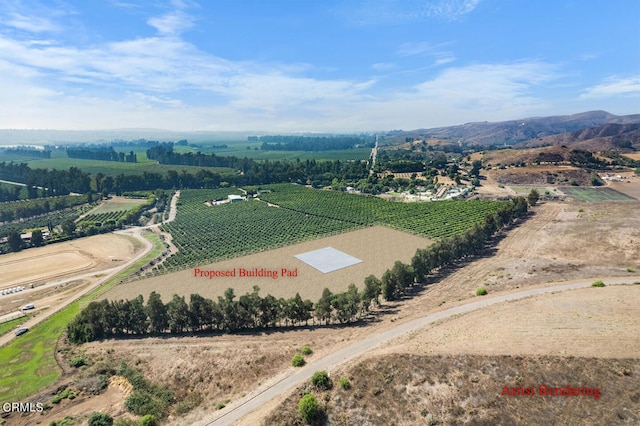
left=476, top=287, right=488, bottom=296
left=138, top=415, right=158, bottom=426
left=215, top=402, right=226, bottom=410
left=88, top=412, right=114, bottom=426
left=49, top=416, right=75, bottom=426
left=338, top=377, right=351, bottom=390
left=298, top=394, right=318, bottom=424
left=291, top=354, right=306, bottom=367
left=300, top=345, right=313, bottom=355
left=174, top=392, right=203, bottom=415
left=311, top=370, right=332, bottom=390
left=591, top=280, right=605, bottom=287
left=70, top=357, right=87, bottom=368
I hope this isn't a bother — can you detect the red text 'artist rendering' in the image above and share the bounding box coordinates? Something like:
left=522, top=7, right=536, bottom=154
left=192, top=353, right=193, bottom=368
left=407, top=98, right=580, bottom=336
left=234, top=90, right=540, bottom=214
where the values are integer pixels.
left=501, top=385, right=601, bottom=399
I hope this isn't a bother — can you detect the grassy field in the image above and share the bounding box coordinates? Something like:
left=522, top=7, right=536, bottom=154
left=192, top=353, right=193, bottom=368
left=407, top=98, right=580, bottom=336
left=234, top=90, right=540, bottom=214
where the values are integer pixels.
left=0, top=301, right=78, bottom=401
left=0, top=315, right=29, bottom=337
left=174, top=143, right=372, bottom=161
left=560, top=186, right=636, bottom=202
left=0, top=230, right=164, bottom=402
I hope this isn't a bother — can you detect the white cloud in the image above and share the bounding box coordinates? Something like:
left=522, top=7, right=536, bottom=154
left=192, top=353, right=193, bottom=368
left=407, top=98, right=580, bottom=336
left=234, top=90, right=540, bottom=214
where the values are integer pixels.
left=580, top=76, right=640, bottom=98
left=397, top=41, right=456, bottom=66
left=425, top=0, right=481, bottom=20
left=415, top=62, right=557, bottom=109
left=343, top=0, right=481, bottom=26
left=371, top=62, right=397, bottom=71
left=147, top=10, right=194, bottom=35
left=5, top=12, right=60, bottom=32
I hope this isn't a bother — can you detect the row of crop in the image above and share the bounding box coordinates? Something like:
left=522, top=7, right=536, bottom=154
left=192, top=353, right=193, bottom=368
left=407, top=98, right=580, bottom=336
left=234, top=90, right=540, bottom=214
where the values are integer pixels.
left=160, top=191, right=360, bottom=269
left=0, top=194, right=88, bottom=223
left=81, top=210, right=128, bottom=224
left=254, top=184, right=507, bottom=239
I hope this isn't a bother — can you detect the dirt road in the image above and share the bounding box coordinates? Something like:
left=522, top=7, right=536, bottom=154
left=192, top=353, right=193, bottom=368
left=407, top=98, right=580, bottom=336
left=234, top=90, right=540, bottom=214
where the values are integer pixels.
left=198, top=276, right=640, bottom=426
left=0, top=190, right=182, bottom=347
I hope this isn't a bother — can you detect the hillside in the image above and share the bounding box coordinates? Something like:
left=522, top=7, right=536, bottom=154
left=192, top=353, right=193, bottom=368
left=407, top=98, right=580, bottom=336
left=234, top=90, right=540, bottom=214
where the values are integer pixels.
left=391, top=111, right=640, bottom=147
left=514, top=122, right=640, bottom=151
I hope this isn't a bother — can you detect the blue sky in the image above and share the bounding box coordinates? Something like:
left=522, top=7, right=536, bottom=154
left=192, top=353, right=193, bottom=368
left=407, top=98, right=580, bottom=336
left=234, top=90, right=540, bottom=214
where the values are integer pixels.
left=0, top=0, right=638, bottom=132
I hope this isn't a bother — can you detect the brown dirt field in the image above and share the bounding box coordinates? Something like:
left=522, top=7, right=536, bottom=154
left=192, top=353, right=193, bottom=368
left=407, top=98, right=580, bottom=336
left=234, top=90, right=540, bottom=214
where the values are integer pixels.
left=265, top=354, right=640, bottom=426
left=0, top=234, right=139, bottom=290
left=606, top=172, right=640, bottom=199
left=104, top=226, right=432, bottom=303
left=0, top=251, right=94, bottom=288
left=378, top=285, right=640, bottom=358
left=622, top=152, right=640, bottom=160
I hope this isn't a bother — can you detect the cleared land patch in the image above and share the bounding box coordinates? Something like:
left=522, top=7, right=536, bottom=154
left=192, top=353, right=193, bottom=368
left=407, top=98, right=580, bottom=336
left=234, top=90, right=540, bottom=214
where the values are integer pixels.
left=0, top=251, right=93, bottom=287
left=0, top=234, right=138, bottom=290
left=382, top=285, right=640, bottom=358
left=105, top=226, right=432, bottom=302
left=84, top=196, right=148, bottom=214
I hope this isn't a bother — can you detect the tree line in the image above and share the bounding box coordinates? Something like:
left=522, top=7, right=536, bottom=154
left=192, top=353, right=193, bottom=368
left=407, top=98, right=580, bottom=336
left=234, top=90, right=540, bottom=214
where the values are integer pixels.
left=0, top=162, right=91, bottom=196
left=259, top=135, right=370, bottom=151
left=67, top=147, right=137, bottom=163
left=67, top=197, right=528, bottom=344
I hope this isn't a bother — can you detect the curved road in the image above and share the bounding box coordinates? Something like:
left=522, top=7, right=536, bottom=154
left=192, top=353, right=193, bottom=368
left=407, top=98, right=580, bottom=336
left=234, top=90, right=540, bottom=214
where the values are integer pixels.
left=0, top=191, right=181, bottom=348
left=198, top=276, right=640, bottom=426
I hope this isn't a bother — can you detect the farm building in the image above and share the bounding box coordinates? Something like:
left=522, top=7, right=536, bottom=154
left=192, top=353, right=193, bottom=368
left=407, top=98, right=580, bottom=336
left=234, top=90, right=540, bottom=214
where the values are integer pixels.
left=228, top=194, right=245, bottom=203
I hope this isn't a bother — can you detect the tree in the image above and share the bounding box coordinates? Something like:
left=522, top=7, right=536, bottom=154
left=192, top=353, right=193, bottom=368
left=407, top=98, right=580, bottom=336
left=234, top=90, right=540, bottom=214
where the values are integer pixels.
left=298, top=394, right=318, bottom=424
left=362, top=275, right=381, bottom=310
left=166, top=294, right=190, bottom=333
left=8, top=231, right=23, bottom=252
left=61, top=219, right=76, bottom=235
left=146, top=291, right=168, bottom=334
left=470, top=160, right=482, bottom=177
left=31, top=229, right=44, bottom=247
left=527, top=189, right=540, bottom=206
left=315, top=288, right=334, bottom=324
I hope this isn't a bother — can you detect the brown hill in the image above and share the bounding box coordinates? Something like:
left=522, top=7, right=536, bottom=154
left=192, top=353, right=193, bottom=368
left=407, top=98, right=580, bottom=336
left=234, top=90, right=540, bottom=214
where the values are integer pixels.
left=515, top=123, right=640, bottom=151
left=390, top=111, right=640, bottom=147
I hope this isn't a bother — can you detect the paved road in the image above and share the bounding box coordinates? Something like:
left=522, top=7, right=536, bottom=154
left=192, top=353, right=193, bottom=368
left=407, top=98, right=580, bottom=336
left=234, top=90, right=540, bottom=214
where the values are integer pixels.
left=197, top=276, right=640, bottom=426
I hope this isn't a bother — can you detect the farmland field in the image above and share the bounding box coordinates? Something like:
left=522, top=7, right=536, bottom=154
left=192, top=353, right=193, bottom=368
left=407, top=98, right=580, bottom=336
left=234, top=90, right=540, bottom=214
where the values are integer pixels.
left=157, top=185, right=509, bottom=272
left=106, top=225, right=432, bottom=302
left=84, top=196, right=148, bottom=214
left=174, top=144, right=373, bottom=161
left=559, top=186, right=636, bottom=202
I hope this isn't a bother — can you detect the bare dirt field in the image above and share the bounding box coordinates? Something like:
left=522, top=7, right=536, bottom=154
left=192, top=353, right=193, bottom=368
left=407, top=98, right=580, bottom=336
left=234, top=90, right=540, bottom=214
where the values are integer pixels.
left=378, top=285, right=640, bottom=358
left=0, top=234, right=139, bottom=290
left=104, top=226, right=432, bottom=303
left=622, top=152, right=640, bottom=160
left=86, top=196, right=148, bottom=214
left=0, top=234, right=140, bottom=327
left=606, top=172, right=640, bottom=199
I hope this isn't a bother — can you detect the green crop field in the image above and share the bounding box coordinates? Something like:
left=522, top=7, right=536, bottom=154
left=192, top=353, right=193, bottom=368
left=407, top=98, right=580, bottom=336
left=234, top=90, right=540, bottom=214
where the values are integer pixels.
left=560, top=187, right=636, bottom=202
left=158, top=184, right=508, bottom=272
left=174, top=144, right=372, bottom=161
left=13, top=150, right=233, bottom=176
